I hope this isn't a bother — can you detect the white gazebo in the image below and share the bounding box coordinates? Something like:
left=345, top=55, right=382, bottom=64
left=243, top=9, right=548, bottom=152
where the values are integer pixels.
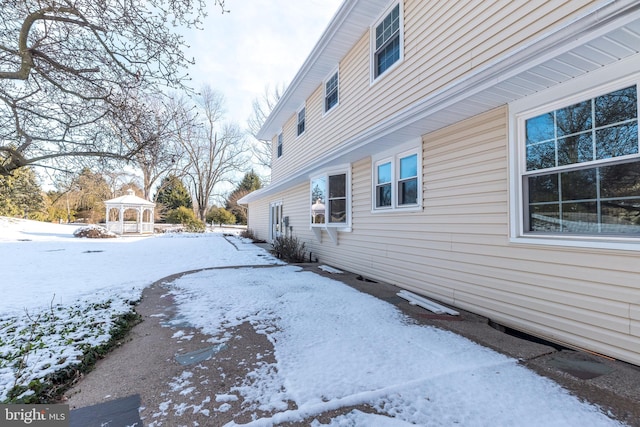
left=104, top=189, right=155, bottom=234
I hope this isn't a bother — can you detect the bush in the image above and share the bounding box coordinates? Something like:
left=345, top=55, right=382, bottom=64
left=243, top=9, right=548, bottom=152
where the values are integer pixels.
left=271, top=235, right=306, bottom=263
left=165, top=206, right=205, bottom=233
left=73, top=225, right=117, bottom=239
left=206, top=207, right=236, bottom=226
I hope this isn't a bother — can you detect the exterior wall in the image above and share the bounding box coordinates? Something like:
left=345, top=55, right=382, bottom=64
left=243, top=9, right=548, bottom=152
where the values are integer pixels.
left=246, top=197, right=270, bottom=242
left=252, top=106, right=640, bottom=365
left=270, top=0, right=598, bottom=183
left=246, top=0, right=640, bottom=365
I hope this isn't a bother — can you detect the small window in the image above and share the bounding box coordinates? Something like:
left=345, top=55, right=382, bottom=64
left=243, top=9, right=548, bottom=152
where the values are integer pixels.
left=311, top=170, right=351, bottom=226
left=372, top=3, right=403, bottom=80
left=297, top=107, right=306, bottom=136
left=375, top=161, right=392, bottom=208
left=277, top=132, right=283, bottom=158
left=373, top=146, right=421, bottom=211
left=325, top=71, right=339, bottom=112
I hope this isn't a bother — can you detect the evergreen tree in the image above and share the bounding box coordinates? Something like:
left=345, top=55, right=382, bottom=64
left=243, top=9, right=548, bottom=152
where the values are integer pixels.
left=155, top=175, right=193, bottom=219
left=225, top=170, right=262, bottom=225
left=0, top=167, right=45, bottom=218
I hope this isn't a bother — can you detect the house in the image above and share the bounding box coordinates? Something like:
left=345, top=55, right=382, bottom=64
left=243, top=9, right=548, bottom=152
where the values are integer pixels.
left=239, top=0, right=640, bottom=366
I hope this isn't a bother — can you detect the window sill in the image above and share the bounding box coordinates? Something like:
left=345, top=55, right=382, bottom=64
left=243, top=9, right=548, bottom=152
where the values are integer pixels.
left=510, top=234, right=640, bottom=252
left=371, top=206, right=422, bottom=214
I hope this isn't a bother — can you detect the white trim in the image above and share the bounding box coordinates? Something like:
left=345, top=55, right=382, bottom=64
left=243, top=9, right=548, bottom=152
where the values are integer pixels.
left=371, top=139, right=422, bottom=212
left=370, top=0, right=404, bottom=85
left=509, top=56, right=640, bottom=249
left=323, top=67, right=340, bottom=115
left=296, top=104, right=306, bottom=137
left=268, top=200, right=284, bottom=243
left=309, top=164, right=352, bottom=232
left=276, top=131, right=283, bottom=158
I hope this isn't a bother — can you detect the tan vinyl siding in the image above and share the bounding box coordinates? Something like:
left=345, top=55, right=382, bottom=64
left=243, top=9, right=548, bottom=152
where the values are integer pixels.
left=251, top=106, right=640, bottom=365
left=270, top=0, right=598, bottom=183
left=245, top=197, right=270, bottom=242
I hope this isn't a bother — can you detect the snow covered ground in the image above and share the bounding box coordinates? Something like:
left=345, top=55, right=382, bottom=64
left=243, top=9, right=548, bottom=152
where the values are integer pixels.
left=0, top=217, right=625, bottom=426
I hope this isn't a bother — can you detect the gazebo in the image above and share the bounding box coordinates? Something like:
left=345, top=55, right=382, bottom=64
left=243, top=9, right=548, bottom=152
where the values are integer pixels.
left=104, top=189, right=155, bottom=234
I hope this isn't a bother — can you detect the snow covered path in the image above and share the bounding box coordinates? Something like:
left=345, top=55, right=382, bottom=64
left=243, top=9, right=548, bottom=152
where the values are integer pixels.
left=167, top=266, right=623, bottom=427
left=0, top=218, right=625, bottom=425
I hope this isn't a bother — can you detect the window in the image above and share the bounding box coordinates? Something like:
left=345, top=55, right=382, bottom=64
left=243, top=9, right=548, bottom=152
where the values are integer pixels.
left=297, top=107, right=306, bottom=136
left=325, top=71, right=339, bottom=112
left=373, top=145, right=421, bottom=211
left=277, top=132, right=283, bottom=158
left=375, top=161, right=392, bottom=208
left=372, top=3, right=403, bottom=81
left=311, top=169, right=351, bottom=226
left=520, top=84, right=640, bottom=236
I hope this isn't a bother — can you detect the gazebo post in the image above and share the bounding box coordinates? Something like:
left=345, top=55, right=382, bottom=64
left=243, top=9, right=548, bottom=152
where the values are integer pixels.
left=119, top=206, right=124, bottom=234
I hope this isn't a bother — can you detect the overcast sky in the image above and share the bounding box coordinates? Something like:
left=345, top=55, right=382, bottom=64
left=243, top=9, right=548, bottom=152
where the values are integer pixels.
left=180, top=0, right=344, bottom=129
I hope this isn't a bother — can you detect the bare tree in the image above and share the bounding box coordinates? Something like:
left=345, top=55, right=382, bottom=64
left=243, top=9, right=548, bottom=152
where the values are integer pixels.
left=0, top=0, right=227, bottom=176
left=110, top=94, right=185, bottom=200
left=174, top=86, right=247, bottom=221
left=246, top=83, right=286, bottom=173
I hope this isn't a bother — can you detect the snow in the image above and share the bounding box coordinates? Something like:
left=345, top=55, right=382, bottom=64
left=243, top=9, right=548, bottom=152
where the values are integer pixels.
left=0, top=217, right=625, bottom=426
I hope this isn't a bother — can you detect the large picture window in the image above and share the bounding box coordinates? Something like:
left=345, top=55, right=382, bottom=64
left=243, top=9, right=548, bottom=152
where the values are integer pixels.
left=311, top=170, right=350, bottom=226
left=521, top=84, right=640, bottom=235
left=373, top=146, right=421, bottom=211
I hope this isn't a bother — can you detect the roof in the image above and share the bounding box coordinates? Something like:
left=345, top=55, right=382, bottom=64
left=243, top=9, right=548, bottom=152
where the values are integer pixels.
left=242, top=0, right=640, bottom=204
left=105, top=189, right=155, bottom=207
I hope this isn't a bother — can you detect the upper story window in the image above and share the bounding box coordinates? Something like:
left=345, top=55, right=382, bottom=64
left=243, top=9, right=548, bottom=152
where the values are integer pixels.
left=517, top=83, right=640, bottom=237
left=311, top=169, right=351, bottom=227
left=325, top=71, right=339, bottom=113
left=372, top=3, right=403, bottom=81
left=373, top=143, right=421, bottom=211
left=297, top=107, right=306, bottom=136
left=277, top=132, right=283, bottom=158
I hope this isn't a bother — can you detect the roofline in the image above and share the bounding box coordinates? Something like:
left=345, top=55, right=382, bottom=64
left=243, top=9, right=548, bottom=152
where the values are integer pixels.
left=256, top=0, right=389, bottom=140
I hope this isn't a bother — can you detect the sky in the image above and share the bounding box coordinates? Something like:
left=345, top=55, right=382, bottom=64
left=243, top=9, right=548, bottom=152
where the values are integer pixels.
left=0, top=217, right=625, bottom=426
left=180, top=0, right=344, bottom=129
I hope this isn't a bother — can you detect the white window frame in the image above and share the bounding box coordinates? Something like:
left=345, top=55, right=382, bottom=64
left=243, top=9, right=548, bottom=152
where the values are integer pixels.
left=324, top=68, right=340, bottom=114
left=310, top=166, right=352, bottom=231
left=276, top=131, right=283, bottom=158
left=371, top=140, right=422, bottom=212
left=370, top=1, right=404, bottom=84
left=297, top=105, right=306, bottom=137
left=509, top=54, right=640, bottom=250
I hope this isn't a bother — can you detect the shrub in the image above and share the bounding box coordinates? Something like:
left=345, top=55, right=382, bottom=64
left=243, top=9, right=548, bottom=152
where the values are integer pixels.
left=165, top=206, right=205, bottom=233
left=271, top=235, right=306, bottom=263
left=73, top=225, right=117, bottom=239
left=206, top=207, right=236, bottom=226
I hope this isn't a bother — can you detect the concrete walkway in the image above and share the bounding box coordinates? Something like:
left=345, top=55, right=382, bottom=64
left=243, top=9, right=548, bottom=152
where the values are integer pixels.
left=63, top=264, right=640, bottom=426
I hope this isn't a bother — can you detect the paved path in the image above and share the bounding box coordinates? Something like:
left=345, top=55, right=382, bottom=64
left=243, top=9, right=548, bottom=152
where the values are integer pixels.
left=64, top=264, right=640, bottom=426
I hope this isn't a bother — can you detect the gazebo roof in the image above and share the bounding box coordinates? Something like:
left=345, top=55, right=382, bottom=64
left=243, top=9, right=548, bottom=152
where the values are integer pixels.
left=105, top=189, right=155, bottom=207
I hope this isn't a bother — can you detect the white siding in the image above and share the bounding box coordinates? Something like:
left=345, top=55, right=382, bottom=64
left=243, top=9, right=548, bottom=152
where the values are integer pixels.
left=270, top=0, right=599, bottom=183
